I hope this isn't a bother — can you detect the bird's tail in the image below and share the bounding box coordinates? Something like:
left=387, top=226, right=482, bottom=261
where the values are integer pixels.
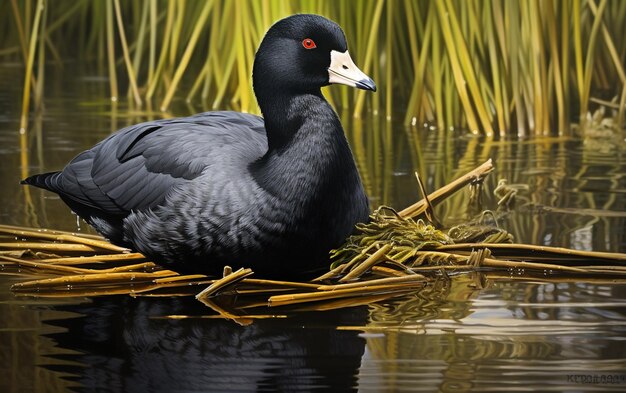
left=21, top=171, right=62, bottom=192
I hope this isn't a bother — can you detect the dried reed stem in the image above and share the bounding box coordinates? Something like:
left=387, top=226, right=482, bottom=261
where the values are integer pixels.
left=437, top=243, right=626, bottom=262
left=268, top=282, right=426, bottom=307
left=399, top=159, right=494, bottom=219
left=0, top=224, right=103, bottom=239
left=317, top=274, right=427, bottom=291
left=195, top=267, right=253, bottom=299
left=11, top=270, right=176, bottom=290
left=0, top=226, right=129, bottom=252
left=0, top=242, right=100, bottom=253
left=339, top=244, right=392, bottom=282
left=38, top=253, right=146, bottom=265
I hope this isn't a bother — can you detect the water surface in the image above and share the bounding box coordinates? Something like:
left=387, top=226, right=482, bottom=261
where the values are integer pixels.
left=1, top=61, right=625, bottom=392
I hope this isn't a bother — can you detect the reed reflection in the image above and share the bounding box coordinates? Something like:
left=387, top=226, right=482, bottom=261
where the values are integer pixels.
left=356, top=275, right=626, bottom=392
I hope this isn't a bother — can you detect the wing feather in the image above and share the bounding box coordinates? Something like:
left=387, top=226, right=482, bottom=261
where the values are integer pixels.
left=53, top=111, right=266, bottom=214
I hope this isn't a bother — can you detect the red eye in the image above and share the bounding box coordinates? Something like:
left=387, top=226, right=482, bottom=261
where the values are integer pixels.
left=302, top=38, right=317, bottom=49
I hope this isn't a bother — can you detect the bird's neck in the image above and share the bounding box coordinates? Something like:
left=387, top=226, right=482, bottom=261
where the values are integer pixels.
left=256, top=89, right=323, bottom=150
left=252, top=90, right=360, bottom=201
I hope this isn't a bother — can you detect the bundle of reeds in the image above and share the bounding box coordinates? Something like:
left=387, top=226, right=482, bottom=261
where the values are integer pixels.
left=4, top=160, right=626, bottom=323
left=4, top=1, right=625, bottom=136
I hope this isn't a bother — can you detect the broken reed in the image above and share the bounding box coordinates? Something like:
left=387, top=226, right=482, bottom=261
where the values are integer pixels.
left=4, top=0, right=626, bottom=135
left=4, top=159, right=626, bottom=315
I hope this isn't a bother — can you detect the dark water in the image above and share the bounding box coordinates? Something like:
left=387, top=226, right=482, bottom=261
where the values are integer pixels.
left=1, top=61, right=626, bottom=392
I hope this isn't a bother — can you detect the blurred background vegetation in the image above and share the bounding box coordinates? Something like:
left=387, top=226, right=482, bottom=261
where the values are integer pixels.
left=2, top=0, right=625, bottom=136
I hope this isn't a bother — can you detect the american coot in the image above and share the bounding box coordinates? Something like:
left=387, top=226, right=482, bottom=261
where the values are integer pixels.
left=22, top=14, right=375, bottom=278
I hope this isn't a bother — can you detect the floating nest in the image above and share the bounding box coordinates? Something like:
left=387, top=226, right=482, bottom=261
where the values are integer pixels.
left=2, top=159, right=626, bottom=323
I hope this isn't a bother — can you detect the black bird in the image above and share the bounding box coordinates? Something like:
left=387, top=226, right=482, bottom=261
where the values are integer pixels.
left=22, top=14, right=376, bottom=278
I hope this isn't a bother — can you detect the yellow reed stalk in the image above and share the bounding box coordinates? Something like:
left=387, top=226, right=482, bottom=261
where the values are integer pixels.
left=12, top=285, right=163, bottom=298
left=442, top=0, right=494, bottom=135
left=233, top=0, right=250, bottom=112
left=10, top=0, right=29, bottom=62
left=579, top=0, right=607, bottom=120
left=436, top=243, right=626, bottom=262
left=311, top=262, right=349, bottom=282
left=148, top=0, right=157, bottom=87
left=576, top=266, right=626, bottom=273
left=238, top=279, right=320, bottom=290
left=0, top=242, right=99, bottom=253
left=195, top=267, right=253, bottom=299
left=241, top=2, right=258, bottom=112
left=152, top=274, right=209, bottom=284
left=402, top=0, right=423, bottom=125
left=1, top=227, right=129, bottom=252
left=0, top=224, right=103, bottom=239
left=112, top=0, right=142, bottom=106
left=411, top=265, right=474, bottom=271
left=507, top=2, right=526, bottom=135
left=385, top=0, right=393, bottom=120
left=485, top=273, right=626, bottom=285
left=545, top=0, right=566, bottom=134
left=211, top=1, right=236, bottom=107
left=399, top=159, right=494, bottom=218
left=33, top=0, right=46, bottom=113
left=268, top=282, right=426, bottom=307
left=18, top=0, right=44, bottom=133
left=160, top=0, right=214, bottom=111
left=146, top=0, right=175, bottom=100
left=38, top=253, right=146, bottom=265
left=11, top=271, right=176, bottom=290
left=560, top=0, right=571, bottom=133
left=96, top=262, right=161, bottom=274
left=480, top=258, right=588, bottom=273
left=166, top=0, right=185, bottom=81
left=352, top=0, right=384, bottom=118
left=586, top=0, right=626, bottom=85
left=130, top=0, right=150, bottom=88
left=294, top=290, right=416, bottom=312
left=339, top=244, right=392, bottom=282
left=105, top=0, right=118, bottom=102
left=413, top=249, right=588, bottom=273
left=186, top=66, right=209, bottom=102
left=485, top=6, right=506, bottom=135
left=318, top=274, right=427, bottom=291
left=1, top=255, right=97, bottom=275
left=414, top=171, right=440, bottom=227
left=202, top=3, right=222, bottom=100
left=234, top=288, right=300, bottom=296
left=527, top=0, right=547, bottom=135
left=1, top=255, right=160, bottom=276
left=573, top=0, right=584, bottom=113
left=371, top=265, right=408, bottom=277
left=434, top=0, right=480, bottom=134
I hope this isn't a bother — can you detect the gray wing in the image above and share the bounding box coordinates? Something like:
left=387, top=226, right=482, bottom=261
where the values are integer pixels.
left=54, top=111, right=267, bottom=215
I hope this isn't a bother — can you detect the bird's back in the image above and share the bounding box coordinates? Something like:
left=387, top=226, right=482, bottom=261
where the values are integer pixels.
left=23, top=111, right=268, bottom=248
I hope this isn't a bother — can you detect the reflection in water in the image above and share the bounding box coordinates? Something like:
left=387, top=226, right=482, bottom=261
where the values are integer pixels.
left=341, top=111, right=625, bottom=254
left=4, top=274, right=626, bottom=392
left=356, top=275, right=626, bottom=392
left=38, top=297, right=368, bottom=392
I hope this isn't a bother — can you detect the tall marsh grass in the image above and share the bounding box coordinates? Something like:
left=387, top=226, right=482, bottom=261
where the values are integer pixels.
left=3, top=0, right=626, bottom=135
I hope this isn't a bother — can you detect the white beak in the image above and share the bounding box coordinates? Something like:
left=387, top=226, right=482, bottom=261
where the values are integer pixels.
left=328, top=50, right=376, bottom=91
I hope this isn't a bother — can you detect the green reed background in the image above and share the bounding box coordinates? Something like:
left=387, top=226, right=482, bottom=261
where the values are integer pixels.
left=3, top=0, right=625, bottom=136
